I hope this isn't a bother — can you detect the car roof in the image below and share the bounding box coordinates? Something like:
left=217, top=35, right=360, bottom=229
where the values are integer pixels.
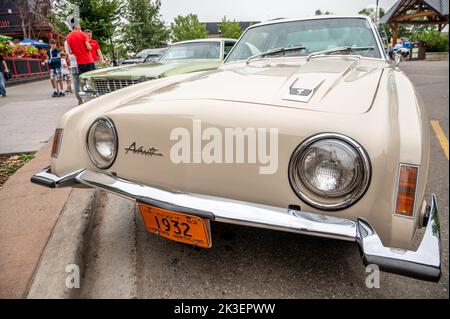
left=247, top=15, right=373, bottom=29
left=172, top=38, right=237, bottom=45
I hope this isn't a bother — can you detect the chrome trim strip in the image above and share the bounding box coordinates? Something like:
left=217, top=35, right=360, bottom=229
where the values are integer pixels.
left=369, top=17, right=387, bottom=60
left=30, top=167, right=441, bottom=281
left=306, top=54, right=362, bottom=62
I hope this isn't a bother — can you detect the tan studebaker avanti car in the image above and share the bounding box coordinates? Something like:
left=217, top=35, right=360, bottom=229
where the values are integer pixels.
left=32, top=16, right=441, bottom=282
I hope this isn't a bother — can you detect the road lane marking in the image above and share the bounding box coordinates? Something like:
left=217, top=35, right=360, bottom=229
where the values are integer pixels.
left=431, top=120, right=449, bottom=160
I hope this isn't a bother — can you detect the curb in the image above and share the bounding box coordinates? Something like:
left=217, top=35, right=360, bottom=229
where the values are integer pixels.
left=26, top=188, right=98, bottom=299
left=0, top=141, right=73, bottom=299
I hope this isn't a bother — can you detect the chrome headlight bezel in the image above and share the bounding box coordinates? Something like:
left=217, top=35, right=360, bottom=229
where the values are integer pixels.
left=288, top=133, right=371, bottom=211
left=81, top=78, right=93, bottom=92
left=86, top=117, right=118, bottom=169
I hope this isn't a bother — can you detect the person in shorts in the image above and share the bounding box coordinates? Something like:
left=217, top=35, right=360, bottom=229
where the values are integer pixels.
left=42, top=39, right=65, bottom=97
left=60, top=52, right=73, bottom=94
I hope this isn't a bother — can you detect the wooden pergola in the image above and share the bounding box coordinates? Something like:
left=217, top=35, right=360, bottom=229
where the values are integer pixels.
left=380, top=0, right=449, bottom=44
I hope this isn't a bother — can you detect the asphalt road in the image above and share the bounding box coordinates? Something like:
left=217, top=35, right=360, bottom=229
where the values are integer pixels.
left=76, top=61, right=448, bottom=298
left=0, top=80, right=77, bottom=154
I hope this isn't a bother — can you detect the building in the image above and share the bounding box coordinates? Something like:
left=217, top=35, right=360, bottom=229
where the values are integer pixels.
left=380, top=0, right=449, bottom=44
left=204, top=21, right=259, bottom=38
left=0, top=0, right=53, bottom=42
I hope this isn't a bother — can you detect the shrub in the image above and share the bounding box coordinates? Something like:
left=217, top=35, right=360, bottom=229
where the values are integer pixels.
left=0, top=42, right=13, bottom=56
left=410, top=31, right=449, bottom=52
left=26, top=46, right=38, bottom=55
left=13, top=44, right=25, bottom=56
left=0, top=43, right=47, bottom=58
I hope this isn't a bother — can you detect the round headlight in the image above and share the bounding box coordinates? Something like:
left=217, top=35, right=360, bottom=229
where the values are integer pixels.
left=289, top=133, right=371, bottom=210
left=86, top=117, right=118, bottom=169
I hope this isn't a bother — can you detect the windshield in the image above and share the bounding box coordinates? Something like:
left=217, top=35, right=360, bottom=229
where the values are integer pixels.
left=145, top=54, right=161, bottom=61
left=135, top=49, right=151, bottom=59
left=159, top=42, right=221, bottom=61
left=225, top=18, right=381, bottom=63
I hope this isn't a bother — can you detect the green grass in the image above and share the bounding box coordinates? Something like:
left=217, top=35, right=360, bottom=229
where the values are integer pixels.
left=0, top=152, right=35, bottom=175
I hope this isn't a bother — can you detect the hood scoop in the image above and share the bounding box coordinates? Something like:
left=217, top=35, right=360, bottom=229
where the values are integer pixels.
left=279, top=57, right=382, bottom=110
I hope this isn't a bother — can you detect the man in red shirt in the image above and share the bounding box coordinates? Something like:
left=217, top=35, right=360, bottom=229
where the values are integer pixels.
left=66, top=23, right=95, bottom=75
left=85, top=30, right=106, bottom=67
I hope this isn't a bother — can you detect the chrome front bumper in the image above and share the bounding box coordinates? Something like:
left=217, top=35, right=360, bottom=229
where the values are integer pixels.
left=31, top=167, right=441, bottom=282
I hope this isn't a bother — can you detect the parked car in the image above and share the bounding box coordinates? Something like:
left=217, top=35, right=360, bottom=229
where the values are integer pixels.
left=32, top=16, right=441, bottom=282
left=120, top=47, right=167, bottom=65
left=78, top=38, right=237, bottom=101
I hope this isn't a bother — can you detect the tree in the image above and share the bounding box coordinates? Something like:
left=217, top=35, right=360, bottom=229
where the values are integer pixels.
left=358, top=6, right=395, bottom=42
left=315, top=9, right=333, bottom=15
left=16, top=0, right=52, bottom=39
left=123, top=0, right=169, bottom=52
left=76, top=0, right=123, bottom=54
left=49, top=0, right=77, bottom=35
left=410, top=30, right=449, bottom=52
left=51, top=0, right=123, bottom=57
left=218, top=16, right=243, bottom=39
left=358, top=7, right=385, bottom=22
left=411, top=24, right=437, bottom=33
left=170, top=14, right=208, bottom=42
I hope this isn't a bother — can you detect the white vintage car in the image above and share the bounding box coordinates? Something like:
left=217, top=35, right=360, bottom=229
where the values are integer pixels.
left=32, top=16, right=441, bottom=282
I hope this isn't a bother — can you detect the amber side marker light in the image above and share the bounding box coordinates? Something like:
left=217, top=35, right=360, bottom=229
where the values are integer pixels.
left=51, top=129, right=64, bottom=158
left=395, top=165, right=419, bottom=217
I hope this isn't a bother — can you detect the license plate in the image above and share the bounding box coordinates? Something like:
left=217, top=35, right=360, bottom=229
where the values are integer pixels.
left=138, top=204, right=212, bottom=248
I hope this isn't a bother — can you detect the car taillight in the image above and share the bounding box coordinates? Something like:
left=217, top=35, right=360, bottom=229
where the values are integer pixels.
left=395, top=165, right=419, bottom=217
left=51, top=129, right=63, bottom=158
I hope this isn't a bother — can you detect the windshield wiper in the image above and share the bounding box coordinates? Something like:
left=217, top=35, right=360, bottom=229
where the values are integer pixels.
left=246, top=45, right=307, bottom=64
left=307, top=46, right=374, bottom=60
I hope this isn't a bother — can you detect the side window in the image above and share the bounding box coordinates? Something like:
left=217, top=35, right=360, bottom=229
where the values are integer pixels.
left=224, top=41, right=236, bottom=57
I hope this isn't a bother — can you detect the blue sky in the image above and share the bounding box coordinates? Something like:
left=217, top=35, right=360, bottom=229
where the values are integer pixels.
left=159, top=0, right=398, bottom=23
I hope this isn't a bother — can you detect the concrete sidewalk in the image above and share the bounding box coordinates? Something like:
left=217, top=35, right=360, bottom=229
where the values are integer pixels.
left=0, top=142, right=72, bottom=298
left=0, top=80, right=77, bottom=154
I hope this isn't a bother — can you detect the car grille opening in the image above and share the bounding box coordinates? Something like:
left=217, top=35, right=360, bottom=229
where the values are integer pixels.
left=93, top=78, right=145, bottom=95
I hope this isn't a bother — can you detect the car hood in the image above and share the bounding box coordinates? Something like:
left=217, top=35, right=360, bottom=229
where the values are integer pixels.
left=81, top=59, right=221, bottom=79
left=129, top=57, right=388, bottom=114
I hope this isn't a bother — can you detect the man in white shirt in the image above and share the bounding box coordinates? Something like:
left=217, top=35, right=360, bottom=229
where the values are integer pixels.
left=65, top=37, right=82, bottom=105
